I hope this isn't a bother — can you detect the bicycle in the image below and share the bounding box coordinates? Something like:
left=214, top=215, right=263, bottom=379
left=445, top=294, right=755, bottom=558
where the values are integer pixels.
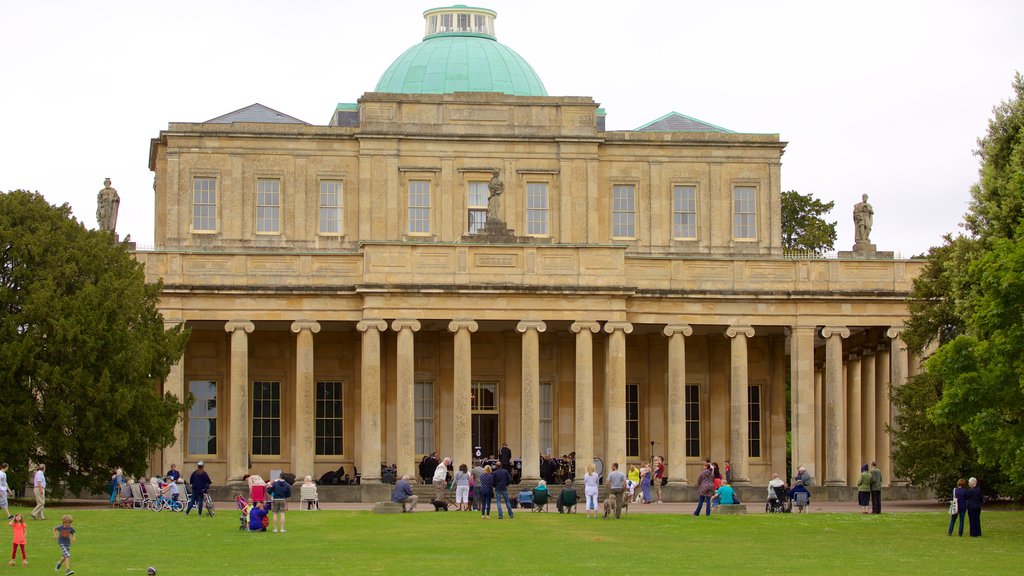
left=204, top=493, right=216, bottom=516
left=150, top=495, right=183, bottom=512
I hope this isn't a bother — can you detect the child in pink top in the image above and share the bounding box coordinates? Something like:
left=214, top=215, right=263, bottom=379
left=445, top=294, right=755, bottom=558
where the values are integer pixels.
left=8, top=513, right=26, bottom=566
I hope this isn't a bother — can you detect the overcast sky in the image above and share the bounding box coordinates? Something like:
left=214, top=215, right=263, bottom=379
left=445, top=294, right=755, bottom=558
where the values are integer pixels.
left=2, top=0, right=1022, bottom=257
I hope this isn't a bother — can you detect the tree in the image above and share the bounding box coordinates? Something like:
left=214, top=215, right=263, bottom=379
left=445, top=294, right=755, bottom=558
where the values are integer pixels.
left=899, top=73, right=1024, bottom=499
left=781, top=190, right=837, bottom=254
left=0, top=190, right=188, bottom=495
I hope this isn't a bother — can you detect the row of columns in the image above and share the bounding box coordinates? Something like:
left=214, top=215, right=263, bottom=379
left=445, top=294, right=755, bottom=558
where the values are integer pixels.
left=161, top=319, right=908, bottom=488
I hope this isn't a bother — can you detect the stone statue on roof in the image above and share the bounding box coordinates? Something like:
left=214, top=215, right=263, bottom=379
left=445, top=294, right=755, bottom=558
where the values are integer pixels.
left=853, top=194, right=873, bottom=244
left=97, top=177, right=120, bottom=232
left=487, top=169, right=504, bottom=221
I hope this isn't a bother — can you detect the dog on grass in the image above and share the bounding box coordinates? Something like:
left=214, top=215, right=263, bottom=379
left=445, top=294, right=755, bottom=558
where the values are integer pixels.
left=602, top=494, right=629, bottom=518
left=430, top=499, right=450, bottom=511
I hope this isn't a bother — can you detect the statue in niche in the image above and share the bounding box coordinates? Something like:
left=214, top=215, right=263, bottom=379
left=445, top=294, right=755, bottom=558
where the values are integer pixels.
left=487, top=169, right=504, bottom=221
left=853, top=193, right=873, bottom=244
left=96, top=177, right=120, bottom=232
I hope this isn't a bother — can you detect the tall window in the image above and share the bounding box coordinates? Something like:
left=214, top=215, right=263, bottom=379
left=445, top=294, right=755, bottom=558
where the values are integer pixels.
left=252, top=381, right=281, bottom=455
left=613, top=184, right=635, bottom=238
left=685, top=384, right=701, bottom=457
left=187, top=380, right=217, bottom=455
left=467, top=181, right=488, bottom=234
left=315, top=381, right=343, bottom=455
left=319, top=180, right=343, bottom=234
left=192, top=177, right=217, bottom=232
left=748, top=384, right=762, bottom=458
left=673, top=185, right=697, bottom=239
left=256, top=179, right=280, bottom=233
left=539, top=382, right=553, bottom=454
left=733, top=186, right=757, bottom=239
left=626, top=384, right=639, bottom=458
left=415, top=381, right=435, bottom=454
left=526, top=182, right=549, bottom=236
left=408, top=180, right=431, bottom=234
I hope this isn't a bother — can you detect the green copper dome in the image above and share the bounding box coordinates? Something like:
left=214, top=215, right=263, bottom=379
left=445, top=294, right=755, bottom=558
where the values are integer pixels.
left=374, top=6, right=547, bottom=97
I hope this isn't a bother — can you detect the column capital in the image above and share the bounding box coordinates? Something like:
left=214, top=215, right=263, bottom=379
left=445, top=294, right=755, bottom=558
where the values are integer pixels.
left=570, top=321, right=601, bottom=334
left=391, top=319, right=422, bottom=332
left=663, top=323, right=693, bottom=337
left=725, top=325, right=755, bottom=339
left=516, top=319, right=547, bottom=333
left=860, top=346, right=875, bottom=357
left=356, top=319, right=388, bottom=333
left=846, top=351, right=861, bottom=362
left=290, top=320, right=322, bottom=334
left=821, top=325, right=850, bottom=339
left=886, top=326, right=904, bottom=340
left=224, top=320, right=255, bottom=334
left=448, top=319, right=479, bottom=333
left=603, top=321, right=633, bottom=334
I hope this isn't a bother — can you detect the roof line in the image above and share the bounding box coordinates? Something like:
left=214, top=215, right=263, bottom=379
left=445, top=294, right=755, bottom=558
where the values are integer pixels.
left=634, top=111, right=736, bottom=133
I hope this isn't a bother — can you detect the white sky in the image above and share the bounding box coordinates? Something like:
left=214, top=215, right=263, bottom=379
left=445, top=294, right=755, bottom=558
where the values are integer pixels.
left=2, top=0, right=1022, bottom=257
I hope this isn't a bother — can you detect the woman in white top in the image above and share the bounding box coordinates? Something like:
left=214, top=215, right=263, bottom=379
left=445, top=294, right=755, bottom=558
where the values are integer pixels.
left=452, top=464, right=471, bottom=511
left=583, top=462, right=600, bottom=519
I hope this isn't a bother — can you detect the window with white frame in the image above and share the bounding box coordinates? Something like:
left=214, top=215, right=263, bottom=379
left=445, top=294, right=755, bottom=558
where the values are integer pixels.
left=315, top=381, right=343, bottom=455
left=748, top=384, right=762, bottom=458
left=468, top=181, right=488, bottom=234
left=408, top=180, right=431, bottom=234
left=733, top=186, right=757, bottom=239
left=526, top=182, right=549, bottom=236
left=319, top=180, right=343, bottom=234
left=252, top=381, right=281, bottom=455
left=685, top=384, right=701, bottom=457
left=673, top=185, right=697, bottom=239
left=192, top=177, right=217, bottom=232
left=613, top=184, right=636, bottom=238
left=187, top=380, right=217, bottom=455
left=626, top=383, right=639, bottom=458
left=415, top=381, right=435, bottom=454
left=539, top=381, right=553, bottom=454
left=256, top=179, right=281, bottom=233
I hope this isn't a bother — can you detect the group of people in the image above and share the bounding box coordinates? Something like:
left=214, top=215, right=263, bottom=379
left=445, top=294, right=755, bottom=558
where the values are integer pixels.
left=948, top=477, right=983, bottom=537
left=5, top=510, right=77, bottom=574
left=856, top=461, right=884, bottom=514
left=241, top=473, right=293, bottom=532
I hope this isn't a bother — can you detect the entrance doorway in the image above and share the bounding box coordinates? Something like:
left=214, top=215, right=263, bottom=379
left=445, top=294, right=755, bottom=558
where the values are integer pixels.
left=471, top=381, right=499, bottom=458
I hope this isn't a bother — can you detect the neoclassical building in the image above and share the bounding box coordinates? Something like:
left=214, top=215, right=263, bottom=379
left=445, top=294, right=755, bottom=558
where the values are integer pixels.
left=139, top=5, right=922, bottom=493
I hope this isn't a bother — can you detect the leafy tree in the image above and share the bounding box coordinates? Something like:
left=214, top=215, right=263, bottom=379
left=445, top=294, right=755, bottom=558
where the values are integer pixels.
left=899, top=73, right=1024, bottom=499
left=781, top=190, right=837, bottom=254
left=0, top=190, right=188, bottom=495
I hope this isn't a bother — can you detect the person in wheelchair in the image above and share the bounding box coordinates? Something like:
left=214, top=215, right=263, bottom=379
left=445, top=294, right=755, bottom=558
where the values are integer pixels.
left=766, top=473, right=788, bottom=513
left=556, top=479, right=578, bottom=513
left=788, top=480, right=810, bottom=513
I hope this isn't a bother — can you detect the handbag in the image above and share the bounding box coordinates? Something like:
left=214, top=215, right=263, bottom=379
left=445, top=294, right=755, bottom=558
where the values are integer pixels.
left=948, top=489, right=958, bottom=515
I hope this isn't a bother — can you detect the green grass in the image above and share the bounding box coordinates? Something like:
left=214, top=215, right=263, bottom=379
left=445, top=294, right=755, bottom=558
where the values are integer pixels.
left=9, top=505, right=1022, bottom=575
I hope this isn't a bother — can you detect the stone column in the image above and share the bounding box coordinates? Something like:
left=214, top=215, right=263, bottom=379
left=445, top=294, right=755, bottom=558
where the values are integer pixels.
left=861, top=347, right=876, bottom=470
left=846, top=352, right=862, bottom=486
left=392, top=319, right=421, bottom=480
left=357, top=319, right=387, bottom=484
left=571, top=321, right=601, bottom=482
left=225, top=320, right=255, bottom=482
left=814, top=366, right=824, bottom=483
left=448, top=319, right=477, bottom=473
left=161, top=321, right=186, bottom=475
left=789, top=325, right=816, bottom=483
left=726, top=325, right=754, bottom=485
left=517, top=320, right=547, bottom=482
left=290, top=320, right=321, bottom=480
left=603, top=321, right=633, bottom=471
left=663, top=324, right=692, bottom=485
left=887, top=327, right=908, bottom=485
left=875, top=342, right=891, bottom=485
left=822, top=326, right=850, bottom=486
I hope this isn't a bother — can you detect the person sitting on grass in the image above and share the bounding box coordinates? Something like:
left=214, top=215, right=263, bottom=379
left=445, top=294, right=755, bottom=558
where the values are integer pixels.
left=248, top=501, right=268, bottom=532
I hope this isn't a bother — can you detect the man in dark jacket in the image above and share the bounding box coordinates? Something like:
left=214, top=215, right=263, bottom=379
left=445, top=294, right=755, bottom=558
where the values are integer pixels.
left=499, top=442, right=513, bottom=471
left=420, top=453, right=438, bottom=485
left=186, top=461, right=212, bottom=516
left=492, top=463, right=514, bottom=519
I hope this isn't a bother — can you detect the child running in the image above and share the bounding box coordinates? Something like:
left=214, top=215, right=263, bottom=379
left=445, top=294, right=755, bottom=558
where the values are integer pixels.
left=52, top=515, right=76, bottom=575
left=8, top=513, right=26, bottom=566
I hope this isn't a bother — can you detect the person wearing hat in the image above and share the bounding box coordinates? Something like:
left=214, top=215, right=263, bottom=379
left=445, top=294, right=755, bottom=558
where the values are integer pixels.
left=185, top=461, right=213, bottom=516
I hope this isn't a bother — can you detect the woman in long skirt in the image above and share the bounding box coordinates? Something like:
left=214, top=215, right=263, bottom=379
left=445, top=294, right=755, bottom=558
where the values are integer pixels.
left=965, top=477, right=983, bottom=537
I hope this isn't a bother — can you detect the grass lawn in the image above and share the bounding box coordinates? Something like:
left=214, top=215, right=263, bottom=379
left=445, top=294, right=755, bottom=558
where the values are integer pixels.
left=9, top=504, right=1022, bottom=575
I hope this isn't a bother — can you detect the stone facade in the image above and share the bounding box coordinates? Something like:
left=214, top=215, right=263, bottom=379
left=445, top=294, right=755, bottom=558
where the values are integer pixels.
left=141, top=83, right=922, bottom=495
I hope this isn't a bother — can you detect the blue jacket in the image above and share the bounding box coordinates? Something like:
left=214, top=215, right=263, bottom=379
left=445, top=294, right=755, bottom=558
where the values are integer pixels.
left=493, top=468, right=512, bottom=491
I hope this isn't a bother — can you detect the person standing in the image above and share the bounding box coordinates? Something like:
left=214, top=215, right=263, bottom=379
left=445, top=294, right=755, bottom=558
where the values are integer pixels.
left=51, top=514, right=75, bottom=576
left=869, top=461, right=883, bottom=514
left=639, top=463, right=652, bottom=504
left=185, top=461, right=212, bottom=517
left=794, top=465, right=813, bottom=487
left=724, top=460, right=733, bottom=484
left=857, top=464, right=872, bottom=513
left=965, top=477, right=983, bottom=537
left=606, top=463, right=627, bottom=519
left=108, top=468, right=124, bottom=506
left=583, top=462, right=600, bottom=519
left=492, top=463, right=514, bottom=519
left=269, top=475, right=291, bottom=533
left=478, top=466, right=494, bottom=518
left=470, top=462, right=485, bottom=511
left=0, top=463, right=12, bottom=519
left=7, top=513, right=26, bottom=566
left=432, top=457, right=451, bottom=503
left=947, top=478, right=967, bottom=537
left=452, top=464, right=470, bottom=511
left=653, top=456, right=665, bottom=504
left=499, top=442, right=513, bottom=472
left=693, top=462, right=714, bottom=516
left=30, top=465, right=45, bottom=521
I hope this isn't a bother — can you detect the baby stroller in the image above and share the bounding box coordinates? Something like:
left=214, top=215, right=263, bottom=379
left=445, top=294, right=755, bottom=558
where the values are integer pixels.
left=766, top=485, right=790, bottom=513
left=237, top=496, right=251, bottom=531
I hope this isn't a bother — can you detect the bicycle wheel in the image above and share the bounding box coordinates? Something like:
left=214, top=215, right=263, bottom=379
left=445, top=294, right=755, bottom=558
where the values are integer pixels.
left=204, top=494, right=216, bottom=516
left=169, top=499, right=183, bottom=512
left=149, top=499, right=163, bottom=512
